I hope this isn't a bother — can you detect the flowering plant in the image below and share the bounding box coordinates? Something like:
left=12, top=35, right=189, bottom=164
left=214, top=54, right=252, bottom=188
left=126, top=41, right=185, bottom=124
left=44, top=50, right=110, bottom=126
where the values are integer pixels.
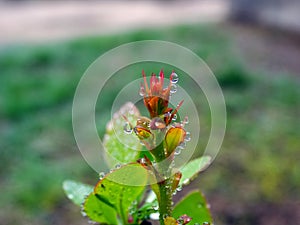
left=63, top=70, right=212, bottom=225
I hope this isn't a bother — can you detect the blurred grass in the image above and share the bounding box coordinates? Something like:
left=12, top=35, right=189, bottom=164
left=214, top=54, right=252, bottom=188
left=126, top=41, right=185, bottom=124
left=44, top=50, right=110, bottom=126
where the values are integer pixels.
left=0, top=24, right=299, bottom=225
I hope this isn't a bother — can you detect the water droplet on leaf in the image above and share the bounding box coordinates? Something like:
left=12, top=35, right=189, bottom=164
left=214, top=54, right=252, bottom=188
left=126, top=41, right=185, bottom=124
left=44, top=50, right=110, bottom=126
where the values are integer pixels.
left=152, top=204, right=159, bottom=210
left=150, top=212, right=160, bottom=220
left=67, top=194, right=74, bottom=199
left=99, top=172, right=105, bottom=179
left=183, top=178, right=190, bottom=185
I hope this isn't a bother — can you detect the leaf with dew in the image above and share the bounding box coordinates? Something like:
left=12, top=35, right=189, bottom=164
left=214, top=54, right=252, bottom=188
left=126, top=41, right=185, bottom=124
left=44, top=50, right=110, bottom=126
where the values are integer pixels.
left=62, top=180, right=93, bottom=206
left=173, top=190, right=212, bottom=224
left=83, top=163, right=148, bottom=224
left=179, top=156, right=211, bottom=186
left=103, top=102, right=142, bottom=167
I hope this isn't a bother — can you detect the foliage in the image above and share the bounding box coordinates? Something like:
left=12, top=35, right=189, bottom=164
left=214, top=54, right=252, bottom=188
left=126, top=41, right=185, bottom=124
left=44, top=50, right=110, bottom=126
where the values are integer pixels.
left=63, top=70, right=213, bottom=224
left=0, top=24, right=299, bottom=225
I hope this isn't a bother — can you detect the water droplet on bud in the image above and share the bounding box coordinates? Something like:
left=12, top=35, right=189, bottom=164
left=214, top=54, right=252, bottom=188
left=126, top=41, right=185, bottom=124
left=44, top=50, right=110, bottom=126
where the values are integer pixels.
left=185, top=132, right=191, bottom=142
left=115, top=164, right=121, bottom=169
left=139, top=85, right=145, bottom=96
left=123, top=122, right=133, bottom=134
left=172, top=114, right=177, bottom=121
left=182, top=116, right=189, bottom=125
left=170, top=84, right=177, bottom=94
left=171, top=72, right=179, bottom=84
left=178, top=141, right=186, bottom=149
left=174, top=147, right=181, bottom=155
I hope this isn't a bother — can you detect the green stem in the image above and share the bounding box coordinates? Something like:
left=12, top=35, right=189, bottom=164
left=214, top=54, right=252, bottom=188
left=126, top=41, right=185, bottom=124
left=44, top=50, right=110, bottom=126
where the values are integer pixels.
left=157, top=179, right=172, bottom=224
left=149, top=134, right=174, bottom=224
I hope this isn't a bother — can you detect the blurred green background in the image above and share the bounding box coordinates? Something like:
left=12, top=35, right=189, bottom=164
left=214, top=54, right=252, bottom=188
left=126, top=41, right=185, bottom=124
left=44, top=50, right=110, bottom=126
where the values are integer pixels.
left=1, top=1, right=300, bottom=225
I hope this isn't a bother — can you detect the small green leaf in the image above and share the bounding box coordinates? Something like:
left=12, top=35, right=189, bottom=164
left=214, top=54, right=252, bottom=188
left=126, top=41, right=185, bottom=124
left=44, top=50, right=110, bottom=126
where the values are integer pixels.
left=84, top=193, right=118, bottom=224
left=62, top=180, right=93, bottom=206
left=84, top=163, right=148, bottom=224
left=172, top=190, right=212, bottom=224
left=179, top=155, right=211, bottom=186
left=103, top=102, right=141, bottom=167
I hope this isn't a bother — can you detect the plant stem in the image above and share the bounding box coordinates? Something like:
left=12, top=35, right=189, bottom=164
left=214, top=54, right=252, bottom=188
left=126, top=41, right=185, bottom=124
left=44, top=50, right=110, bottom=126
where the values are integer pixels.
left=150, top=136, right=174, bottom=224
left=158, top=179, right=172, bottom=224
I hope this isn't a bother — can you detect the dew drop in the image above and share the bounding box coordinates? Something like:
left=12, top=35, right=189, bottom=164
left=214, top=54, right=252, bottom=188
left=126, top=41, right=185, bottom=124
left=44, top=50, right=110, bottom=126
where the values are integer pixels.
left=203, top=222, right=210, bottom=225
left=170, top=84, right=177, bottom=94
left=182, top=116, right=189, bottom=125
left=185, top=132, right=191, bottom=142
left=178, top=141, right=186, bottom=149
left=139, top=85, right=145, bottom=96
left=150, top=212, right=160, bottom=220
left=171, top=72, right=179, bottom=84
left=129, top=108, right=135, bottom=115
left=183, top=178, right=190, bottom=185
left=99, top=172, right=105, bottom=179
left=115, top=164, right=121, bottom=169
left=152, top=204, right=159, bottom=210
left=140, top=158, right=146, bottom=164
left=88, top=220, right=97, bottom=224
left=176, top=185, right=182, bottom=192
left=81, top=211, right=87, bottom=217
left=172, top=114, right=177, bottom=121
left=67, top=194, right=74, bottom=199
left=164, top=112, right=171, bottom=118
left=174, top=147, right=181, bottom=155
left=123, top=122, right=133, bottom=134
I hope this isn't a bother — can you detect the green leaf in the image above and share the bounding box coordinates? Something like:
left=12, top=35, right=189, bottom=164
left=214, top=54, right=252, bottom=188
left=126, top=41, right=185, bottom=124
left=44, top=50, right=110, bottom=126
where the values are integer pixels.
left=84, top=193, right=118, bottom=225
left=172, top=190, right=212, bottom=224
left=103, top=102, right=141, bottom=167
left=62, top=180, right=93, bottom=206
left=179, top=155, right=211, bottom=186
left=83, top=163, right=148, bottom=224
